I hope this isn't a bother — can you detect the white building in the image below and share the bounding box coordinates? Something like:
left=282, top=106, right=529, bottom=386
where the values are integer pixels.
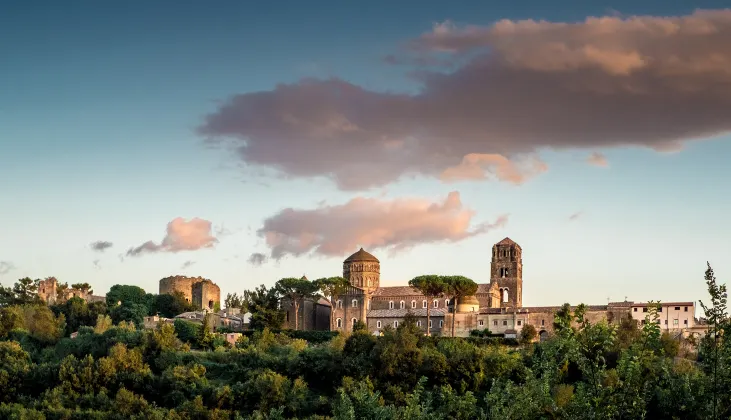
left=630, top=302, right=695, bottom=330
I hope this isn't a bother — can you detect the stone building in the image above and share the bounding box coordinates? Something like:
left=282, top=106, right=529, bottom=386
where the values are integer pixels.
left=159, top=275, right=221, bottom=311
left=317, top=237, right=697, bottom=339
left=281, top=276, right=332, bottom=331
left=37, top=277, right=104, bottom=305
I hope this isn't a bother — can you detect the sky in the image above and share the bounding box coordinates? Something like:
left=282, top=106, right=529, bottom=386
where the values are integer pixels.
left=1, top=0, right=730, bottom=312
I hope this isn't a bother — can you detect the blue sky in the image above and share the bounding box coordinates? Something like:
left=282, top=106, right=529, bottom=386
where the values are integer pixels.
left=1, top=1, right=729, bottom=312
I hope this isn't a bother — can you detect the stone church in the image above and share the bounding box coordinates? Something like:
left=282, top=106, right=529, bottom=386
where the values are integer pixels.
left=284, top=237, right=695, bottom=339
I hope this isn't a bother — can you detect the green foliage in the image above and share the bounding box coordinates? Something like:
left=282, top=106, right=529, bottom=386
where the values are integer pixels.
left=1, top=278, right=43, bottom=306
left=52, top=297, right=108, bottom=336
left=246, top=284, right=285, bottom=331
left=150, top=291, right=195, bottom=318
left=409, top=275, right=447, bottom=337
left=110, top=301, right=148, bottom=328
left=0, top=263, right=724, bottom=418
left=519, top=324, right=538, bottom=345
left=105, top=285, right=149, bottom=308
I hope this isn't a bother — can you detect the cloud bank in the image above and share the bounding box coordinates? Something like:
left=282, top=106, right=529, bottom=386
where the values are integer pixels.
left=587, top=152, right=609, bottom=167
left=127, top=217, right=218, bottom=257
left=256, top=191, right=507, bottom=259
left=90, top=240, right=113, bottom=252
left=199, top=9, right=731, bottom=190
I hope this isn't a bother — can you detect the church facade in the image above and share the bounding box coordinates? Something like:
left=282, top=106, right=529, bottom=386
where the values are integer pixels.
left=284, top=237, right=697, bottom=339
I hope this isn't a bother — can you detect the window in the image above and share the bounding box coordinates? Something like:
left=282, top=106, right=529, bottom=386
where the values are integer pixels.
left=541, top=319, right=545, bottom=326
left=517, top=320, right=522, bottom=326
left=352, top=318, right=357, bottom=328
left=439, top=320, right=443, bottom=327
left=684, top=320, right=688, bottom=325
left=336, top=318, right=342, bottom=328
left=400, top=301, right=405, bottom=309
left=656, top=319, right=661, bottom=324
left=664, top=320, right=668, bottom=325
left=503, top=320, right=508, bottom=326
left=641, top=320, right=646, bottom=325
left=502, top=288, right=509, bottom=303
left=393, top=321, right=399, bottom=328
left=352, top=299, right=358, bottom=308
left=336, top=300, right=342, bottom=309
left=286, top=312, right=289, bottom=322
left=479, top=320, right=484, bottom=326
left=411, top=300, right=416, bottom=309
left=493, top=320, right=498, bottom=326
left=658, top=307, right=662, bottom=312
left=377, top=321, right=382, bottom=328
left=367, top=300, right=371, bottom=310
left=429, top=320, right=433, bottom=328
left=389, top=301, right=394, bottom=309
left=445, top=299, right=450, bottom=307
left=673, top=319, right=678, bottom=326
left=684, top=307, right=688, bottom=312
left=643, top=307, right=648, bottom=313
left=433, top=300, right=439, bottom=308
left=422, top=300, right=427, bottom=309
left=416, top=321, right=421, bottom=327
left=675, top=307, right=681, bottom=310
left=633, top=307, right=637, bottom=312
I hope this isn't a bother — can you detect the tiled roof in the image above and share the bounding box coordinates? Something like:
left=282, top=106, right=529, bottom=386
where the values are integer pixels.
left=344, top=248, right=380, bottom=263
left=479, top=305, right=609, bottom=314
left=496, top=237, right=517, bottom=246
left=367, top=308, right=446, bottom=318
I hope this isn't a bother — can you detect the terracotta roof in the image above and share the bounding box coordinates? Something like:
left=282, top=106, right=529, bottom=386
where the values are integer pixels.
left=367, top=308, right=446, bottom=318
left=344, top=248, right=380, bottom=263
left=479, top=305, right=609, bottom=314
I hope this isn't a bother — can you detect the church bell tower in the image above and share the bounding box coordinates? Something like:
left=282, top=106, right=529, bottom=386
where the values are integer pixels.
left=490, top=238, right=523, bottom=308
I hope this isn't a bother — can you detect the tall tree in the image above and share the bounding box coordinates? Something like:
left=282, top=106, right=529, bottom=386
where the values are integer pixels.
left=315, top=276, right=350, bottom=331
left=442, top=275, right=478, bottom=337
left=12, top=277, right=42, bottom=306
left=106, top=285, right=148, bottom=307
left=55, top=281, right=69, bottom=302
left=245, top=285, right=285, bottom=331
left=224, top=293, right=247, bottom=312
left=408, top=275, right=447, bottom=336
left=699, top=262, right=729, bottom=419
left=274, top=277, right=321, bottom=331
left=71, top=283, right=93, bottom=295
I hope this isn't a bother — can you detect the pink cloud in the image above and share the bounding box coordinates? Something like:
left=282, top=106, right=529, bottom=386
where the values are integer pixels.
left=199, top=10, right=731, bottom=190
left=440, top=153, right=548, bottom=183
left=587, top=152, right=609, bottom=167
left=126, top=217, right=218, bottom=257
left=257, top=191, right=507, bottom=259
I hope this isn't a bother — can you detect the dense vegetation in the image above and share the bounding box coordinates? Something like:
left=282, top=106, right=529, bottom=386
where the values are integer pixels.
left=0, top=264, right=727, bottom=419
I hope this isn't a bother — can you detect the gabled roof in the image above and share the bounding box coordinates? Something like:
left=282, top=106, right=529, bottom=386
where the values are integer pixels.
left=344, top=248, right=380, bottom=263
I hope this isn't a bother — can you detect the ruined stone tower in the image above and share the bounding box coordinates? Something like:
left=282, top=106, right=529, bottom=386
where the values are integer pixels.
left=490, top=237, right=523, bottom=308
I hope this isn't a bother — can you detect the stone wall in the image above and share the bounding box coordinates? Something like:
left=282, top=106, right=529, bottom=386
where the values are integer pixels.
left=160, top=276, right=220, bottom=310
left=37, top=278, right=57, bottom=304
left=283, top=298, right=331, bottom=331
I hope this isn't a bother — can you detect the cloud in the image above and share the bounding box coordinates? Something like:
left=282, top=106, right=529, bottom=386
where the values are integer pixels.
left=440, top=153, right=548, bottom=183
left=199, top=9, right=731, bottom=190
left=127, top=217, right=218, bottom=257
left=248, top=252, right=268, bottom=266
left=92, top=259, right=101, bottom=270
left=181, top=260, right=196, bottom=269
left=0, top=261, right=15, bottom=275
left=586, top=152, right=609, bottom=167
left=568, top=212, right=583, bottom=221
left=256, top=191, right=507, bottom=259
left=90, top=240, right=113, bottom=252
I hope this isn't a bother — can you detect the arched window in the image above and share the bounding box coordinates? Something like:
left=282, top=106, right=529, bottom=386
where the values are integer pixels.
left=352, top=299, right=358, bottom=308
left=445, top=299, right=450, bottom=307
left=429, top=320, right=433, bottom=328
left=389, top=301, right=394, bottom=309
left=411, top=300, right=416, bottom=309
left=422, top=300, right=427, bottom=309
left=376, top=321, right=382, bottom=328
left=336, top=300, right=342, bottom=309
left=439, top=320, right=444, bottom=327
left=352, top=318, right=357, bottom=328
left=433, top=299, right=439, bottom=308
left=367, top=279, right=372, bottom=287
left=400, top=301, right=405, bottom=309
left=416, top=320, right=421, bottom=327
left=502, top=288, right=509, bottom=303
left=336, top=318, right=342, bottom=328
left=393, top=320, right=399, bottom=328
